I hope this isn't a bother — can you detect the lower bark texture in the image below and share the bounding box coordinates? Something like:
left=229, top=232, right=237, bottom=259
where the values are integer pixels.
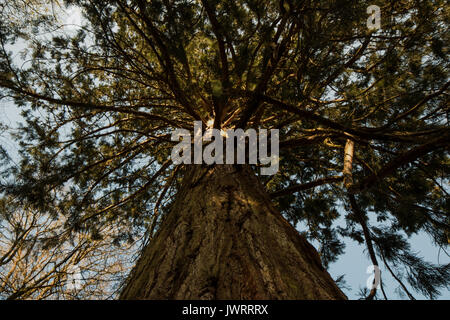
left=120, top=165, right=346, bottom=299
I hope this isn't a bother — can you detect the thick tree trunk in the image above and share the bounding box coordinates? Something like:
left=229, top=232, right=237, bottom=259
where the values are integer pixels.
left=120, top=165, right=346, bottom=299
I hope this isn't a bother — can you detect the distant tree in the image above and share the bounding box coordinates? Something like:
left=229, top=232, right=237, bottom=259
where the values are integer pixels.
left=0, top=0, right=448, bottom=299
left=0, top=195, right=137, bottom=299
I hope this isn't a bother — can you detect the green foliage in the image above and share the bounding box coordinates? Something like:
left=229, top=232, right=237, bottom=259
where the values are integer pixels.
left=0, top=0, right=448, bottom=299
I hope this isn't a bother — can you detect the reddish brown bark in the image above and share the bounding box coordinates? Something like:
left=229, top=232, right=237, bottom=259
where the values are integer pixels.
left=120, top=165, right=346, bottom=299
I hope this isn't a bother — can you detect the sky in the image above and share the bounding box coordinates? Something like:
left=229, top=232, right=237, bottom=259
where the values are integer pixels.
left=329, top=227, right=450, bottom=299
left=0, top=4, right=448, bottom=300
left=2, top=87, right=449, bottom=300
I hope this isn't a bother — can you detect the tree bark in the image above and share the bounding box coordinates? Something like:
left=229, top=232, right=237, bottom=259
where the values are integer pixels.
left=120, top=165, right=346, bottom=299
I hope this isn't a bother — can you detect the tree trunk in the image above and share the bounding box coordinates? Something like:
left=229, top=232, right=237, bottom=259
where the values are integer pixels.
left=120, top=165, right=346, bottom=299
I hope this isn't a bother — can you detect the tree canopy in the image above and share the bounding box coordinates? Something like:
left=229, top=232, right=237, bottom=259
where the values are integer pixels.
left=0, top=0, right=449, bottom=299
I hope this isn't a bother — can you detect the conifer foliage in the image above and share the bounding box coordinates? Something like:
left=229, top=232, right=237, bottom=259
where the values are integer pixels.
left=0, top=0, right=448, bottom=299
